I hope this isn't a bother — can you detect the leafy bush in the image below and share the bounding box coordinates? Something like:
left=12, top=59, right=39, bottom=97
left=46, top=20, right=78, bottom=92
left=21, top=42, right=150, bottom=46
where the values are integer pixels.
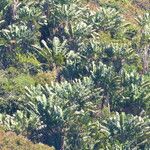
left=0, top=0, right=150, bottom=150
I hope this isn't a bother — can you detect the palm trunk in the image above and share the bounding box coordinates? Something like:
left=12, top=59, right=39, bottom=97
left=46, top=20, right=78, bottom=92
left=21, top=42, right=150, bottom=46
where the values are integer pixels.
left=142, top=44, right=150, bottom=74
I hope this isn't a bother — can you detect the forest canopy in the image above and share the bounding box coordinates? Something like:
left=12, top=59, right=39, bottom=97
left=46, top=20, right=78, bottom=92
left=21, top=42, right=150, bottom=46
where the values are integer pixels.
left=0, top=0, right=150, bottom=150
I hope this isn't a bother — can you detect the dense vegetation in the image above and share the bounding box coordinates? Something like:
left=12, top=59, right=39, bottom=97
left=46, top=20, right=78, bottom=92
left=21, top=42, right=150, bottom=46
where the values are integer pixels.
left=0, top=0, right=150, bottom=149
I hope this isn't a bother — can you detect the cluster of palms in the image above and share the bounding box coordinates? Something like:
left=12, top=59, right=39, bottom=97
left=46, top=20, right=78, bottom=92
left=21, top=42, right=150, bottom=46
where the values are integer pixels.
left=0, top=0, right=150, bottom=150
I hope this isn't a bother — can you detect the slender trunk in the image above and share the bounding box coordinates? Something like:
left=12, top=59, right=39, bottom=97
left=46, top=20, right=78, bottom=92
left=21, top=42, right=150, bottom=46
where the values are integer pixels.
left=60, top=136, right=65, bottom=150
left=142, top=44, right=150, bottom=74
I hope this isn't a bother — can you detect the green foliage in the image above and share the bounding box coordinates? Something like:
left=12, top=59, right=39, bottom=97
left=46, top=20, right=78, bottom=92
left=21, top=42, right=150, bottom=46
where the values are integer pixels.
left=136, top=12, right=150, bottom=43
left=0, top=0, right=150, bottom=149
left=89, top=7, right=123, bottom=32
left=16, top=53, right=40, bottom=67
left=34, top=37, right=68, bottom=68
left=3, top=74, right=36, bottom=94
left=102, top=112, right=150, bottom=149
left=15, top=77, right=102, bottom=149
left=0, top=111, right=40, bottom=135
